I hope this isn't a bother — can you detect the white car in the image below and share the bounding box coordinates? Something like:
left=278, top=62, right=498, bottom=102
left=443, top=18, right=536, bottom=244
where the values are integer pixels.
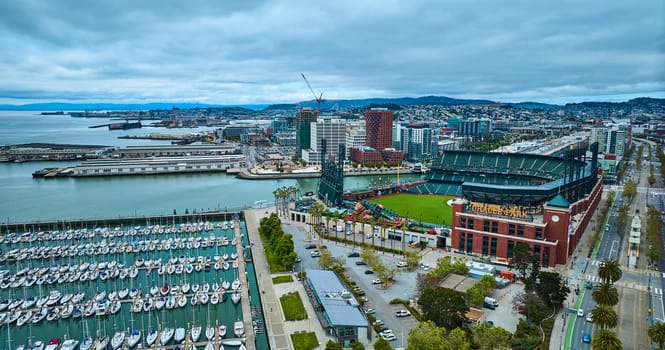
left=381, top=333, right=396, bottom=341
left=373, top=319, right=384, bottom=326
left=364, top=308, right=375, bottom=314
left=310, top=251, right=322, bottom=258
left=396, top=261, right=408, bottom=268
left=395, top=309, right=411, bottom=317
left=346, top=230, right=354, bottom=236
left=371, top=279, right=382, bottom=285
left=577, top=308, right=584, bottom=317
left=379, top=329, right=394, bottom=337
left=586, top=312, right=593, bottom=322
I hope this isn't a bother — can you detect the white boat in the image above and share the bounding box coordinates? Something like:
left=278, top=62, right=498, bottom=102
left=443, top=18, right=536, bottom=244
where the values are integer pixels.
left=234, top=320, right=244, bottom=337
left=231, top=278, right=240, bottom=291
left=181, top=282, right=191, bottom=294
left=17, top=310, right=33, bottom=327
left=21, top=296, right=37, bottom=309
left=61, top=339, right=79, bottom=350
left=95, top=336, right=109, bottom=350
left=239, top=345, right=246, bottom=350
left=177, top=294, right=187, bottom=308
left=30, top=341, right=45, bottom=350
left=206, top=325, right=215, bottom=340
left=221, top=340, right=241, bottom=347
left=200, top=292, right=209, bottom=305
left=127, top=330, right=141, bottom=348
left=174, top=327, right=186, bottom=342
left=231, top=292, right=241, bottom=305
left=160, top=327, right=174, bottom=345
left=110, top=300, right=121, bottom=314
left=118, top=288, right=129, bottom=300
left=155, top=296, right=166, bottom=310
left=145, top=329, right=158, bottom=346
left=210, top=292, right=219, bottom=305
left=191, top=324, right=202, bottom=342
left=79, top=336, right=93, bottom=350
left=111, top=331, right=125, bottom=349
left=192, top=283, right=200, bottom=293
left=221, top=280, right=230, bottom=290
left=204, top=342, right=214, bottom=350
left=31, top=307, right=47, bottom=324
left=45, top=338, right=60, bottom=350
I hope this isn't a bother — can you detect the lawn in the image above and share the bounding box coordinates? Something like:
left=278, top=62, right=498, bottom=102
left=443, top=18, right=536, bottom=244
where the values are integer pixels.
left=369, top=193, right=456, bottom=226
left=280, top=291, right=307, bottom=321
left=291, top=332, right=319, bottom=350
left=272, top=275, right=293, bottom=284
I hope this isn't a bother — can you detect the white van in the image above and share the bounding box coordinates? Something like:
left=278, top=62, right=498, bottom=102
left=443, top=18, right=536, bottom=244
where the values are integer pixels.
left=484, top=297, right=499, bottom=308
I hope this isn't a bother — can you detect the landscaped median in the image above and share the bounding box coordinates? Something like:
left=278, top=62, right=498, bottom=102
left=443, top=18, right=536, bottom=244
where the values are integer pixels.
left=280, top=291, right=308, bottom=321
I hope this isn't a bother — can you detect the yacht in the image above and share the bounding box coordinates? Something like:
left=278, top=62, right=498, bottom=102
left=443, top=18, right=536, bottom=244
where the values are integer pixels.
left=95, top=335, right=109, bottom=350
left=30, top=341, right=45, bottom=350
left=233, top=321, right=244, bottom=337
left=127, top=330, right=141, bottom=348
left=204, top=342, right=214, bottom=350
left=191, top=324, right=202, bottom=342
left=111, top=331, right=125, bottom=349
left=231, top=278, right=240, bottom=291
left=206, top=325, right=215, bottom=340
left=146, top=329, right=158, bottom=346
left=231, top=292, right=241, bottom=305
left=61, top=339, right=79, bottom=350
left=219, top=325, right=226, bottom=338
left=174, top=327, right=186, bottom=343
left=160, top=327, right=174, bottom=345
left=79, top=336, right=93, bottom=350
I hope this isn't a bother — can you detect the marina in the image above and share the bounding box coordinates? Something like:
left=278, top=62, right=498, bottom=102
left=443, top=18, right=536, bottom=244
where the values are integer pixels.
left=0, top=213, right=269, bottom=350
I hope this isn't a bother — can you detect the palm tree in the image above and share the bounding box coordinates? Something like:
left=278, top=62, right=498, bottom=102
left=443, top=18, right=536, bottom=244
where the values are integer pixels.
left=598, top=260, right=622, bottom=284
left=591, top=305, right=618, bottom=329
left=592, top=282, right=619, bottom=306
left=591, top=329, right=622, bottom=350
left=649, top=322, right=665, bottom=349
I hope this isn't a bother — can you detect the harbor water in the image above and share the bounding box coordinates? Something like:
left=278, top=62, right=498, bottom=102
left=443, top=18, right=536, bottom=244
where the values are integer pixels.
left=0, top=218, right=269, bottom=349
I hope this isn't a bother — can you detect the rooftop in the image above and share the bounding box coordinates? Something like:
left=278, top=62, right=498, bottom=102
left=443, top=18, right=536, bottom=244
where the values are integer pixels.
left=438, top=273, right=478, bottom=294
left=306, top=269, right=368, bottom=327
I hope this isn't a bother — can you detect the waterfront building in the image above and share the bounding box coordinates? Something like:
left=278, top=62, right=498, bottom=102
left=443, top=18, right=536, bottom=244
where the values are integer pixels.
left=400, top=123, right=433, bottom=162
left=72, top=155, right=246, bottom=176
left=295, top=108, right=318, bottom=158
left=302, top=118, right=347, bottom=164
left=119, top=144, right=240, bottom=158
left=221, top=125, right=259, bottom=140
left=365, top=108, right=393, bottom=149
left=305, top=269, right=369, bottom=347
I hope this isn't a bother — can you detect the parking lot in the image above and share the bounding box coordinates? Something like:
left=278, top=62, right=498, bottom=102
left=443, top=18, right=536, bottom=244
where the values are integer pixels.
left=283, top=220, right=525, bottom=347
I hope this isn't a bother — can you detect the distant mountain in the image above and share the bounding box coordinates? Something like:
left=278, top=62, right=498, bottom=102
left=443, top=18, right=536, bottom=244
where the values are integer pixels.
left=276, top=95, right=496, bottom=110
left=0, top=102, right=270, bottom=111
left=506, top=102, right=562, bottom=110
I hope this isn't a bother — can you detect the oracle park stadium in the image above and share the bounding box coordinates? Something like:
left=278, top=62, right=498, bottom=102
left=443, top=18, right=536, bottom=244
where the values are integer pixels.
left=406, top=142, right=603, bottom=267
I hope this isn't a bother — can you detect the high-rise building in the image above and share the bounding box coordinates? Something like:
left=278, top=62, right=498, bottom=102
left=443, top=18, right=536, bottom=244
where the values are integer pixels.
left=400, top=124, right=432, bottom=162
left=590, top=124, right=631, bottom=158
left=295, top=108, right=317, bottom=158
left=346, top=127, right=366, bottom=158
left=365, top=108, right=393, bottom=149
left=302, top=118, right=347, bottom=164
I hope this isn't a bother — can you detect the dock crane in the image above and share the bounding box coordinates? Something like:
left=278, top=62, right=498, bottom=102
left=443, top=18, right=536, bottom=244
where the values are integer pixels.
left=300, top=73, right=324, bottom=114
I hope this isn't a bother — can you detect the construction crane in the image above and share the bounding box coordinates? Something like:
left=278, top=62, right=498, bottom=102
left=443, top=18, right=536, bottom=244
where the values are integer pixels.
left=300, top=73, right=324, bottom=114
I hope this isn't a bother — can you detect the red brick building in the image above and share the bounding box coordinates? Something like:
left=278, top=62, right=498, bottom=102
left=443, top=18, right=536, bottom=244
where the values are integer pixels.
left=365, top=108, right=393, bottom=149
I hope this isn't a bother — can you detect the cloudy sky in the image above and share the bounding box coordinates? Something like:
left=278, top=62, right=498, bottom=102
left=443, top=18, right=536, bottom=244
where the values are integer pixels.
left=1, top=0, right=663, bottom=105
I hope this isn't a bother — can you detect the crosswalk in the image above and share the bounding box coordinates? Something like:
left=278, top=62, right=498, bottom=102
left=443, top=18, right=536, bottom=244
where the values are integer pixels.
left=583, top=275, right=664, bottom=295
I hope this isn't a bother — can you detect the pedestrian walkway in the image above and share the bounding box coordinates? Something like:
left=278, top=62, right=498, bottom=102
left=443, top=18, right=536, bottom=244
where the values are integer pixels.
left=244, top=208, right=332, bottom=350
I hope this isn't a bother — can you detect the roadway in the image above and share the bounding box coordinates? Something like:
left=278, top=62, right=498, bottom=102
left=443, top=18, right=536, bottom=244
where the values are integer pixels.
left=568, top=140, right=659, bottom=349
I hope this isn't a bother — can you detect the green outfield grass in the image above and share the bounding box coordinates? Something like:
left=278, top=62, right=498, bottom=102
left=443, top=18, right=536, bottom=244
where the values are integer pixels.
left=369, top=193, right=457, bottom=226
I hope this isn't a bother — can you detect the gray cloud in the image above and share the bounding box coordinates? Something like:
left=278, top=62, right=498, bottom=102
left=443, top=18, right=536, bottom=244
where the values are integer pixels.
left=0, top=0, right=663, bottom=104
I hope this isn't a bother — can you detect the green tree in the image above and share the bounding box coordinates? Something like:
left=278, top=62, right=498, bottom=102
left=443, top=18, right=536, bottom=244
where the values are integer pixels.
left=534, top=271, right=570, bottom=307
left=431, top=256, right=469, bottom=279
left=447, top=327, right=471, bottom=350
left=513, top=292, right=548, bottom=324
left=511, top=319, right=541, bottom=350
left=466, top=274, right=497, bottom=307
left=591, top=305, right=618, bottom=329
left=592, top=282, right=619, bottom=306
left=472, top=323, right=512, bottom=350
left=317, top=250, right=344, bottom=270
left=623, top=180, right=637, bottom=202
left=510, top=242, right=539, bottom=290
left=349, top=340, right=365, bottom=350
left=415, top=272, right=443, bottom=299
left=591, top=329, right=622, bottom=350
left=418, top=287, right=469, bottom=330
left=407, top=321, right=449, bottom=350
left=403, top=248, right=421, bottom=270
left=649, top=322, right=665, bottom=349
left=361, top=246, right=380, bottom=267
left=373, top=337, right=393, bottom=350
left=324, top=340, right=343, bottom=350
left=598, top=259, right=622, bottom=284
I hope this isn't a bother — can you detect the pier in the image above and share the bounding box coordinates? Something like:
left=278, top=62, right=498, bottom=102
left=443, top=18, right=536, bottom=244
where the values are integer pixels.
left=234, top=218, right=255, bottom=349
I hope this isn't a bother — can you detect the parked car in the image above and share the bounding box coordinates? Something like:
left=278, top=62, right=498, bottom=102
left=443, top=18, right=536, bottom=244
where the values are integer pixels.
left=364, top=308, right=375, bottom=314
left=379, top=329, right=394, bottom=337
left=348, top=252, right=360, bottom=258
left=396, top=261, right=408, bottom=268
left=381, top=333, right=396, bottom=341
left=305, top=244, right=317, bottom=250
left=586, top=312, right=593, bottom=322
left=310, top=250, right=322, bottom=258
left=364, top=270, right=374, bottom=275
left=346, top=230, right=354, bottom=235
left=295, top=256, right=302, bottom=262
left=395, top=309, right=411, bottom=317
left=371, top=279, right=382, bottom=285
left=355, top=261, right=367, bottom=266
left=373, top=319, right=384, bottom=326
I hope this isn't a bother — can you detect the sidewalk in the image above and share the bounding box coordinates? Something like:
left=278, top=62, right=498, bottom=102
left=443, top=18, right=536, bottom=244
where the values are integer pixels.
left=244, top=208, right=332, bottom=350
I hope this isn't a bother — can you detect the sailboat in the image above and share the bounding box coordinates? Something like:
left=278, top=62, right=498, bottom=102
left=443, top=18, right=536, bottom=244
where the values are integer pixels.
left=233, top=320, right=244, bottom=337
left=191, top=323, right=202, bottom=342
left=111, top=330, right=125, bottom=349
left=145, top=329, right=158, bottom=346
left=160, top=327, right=174, bottom=345
left=231, top=291, right=241, bottom=305
left=174, top=327, right=186, bottom=343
